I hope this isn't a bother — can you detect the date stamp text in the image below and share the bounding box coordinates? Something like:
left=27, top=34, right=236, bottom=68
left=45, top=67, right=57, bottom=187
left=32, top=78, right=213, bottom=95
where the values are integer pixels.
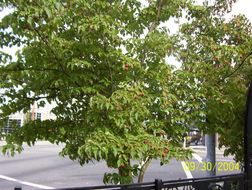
left=184, top=161, right=240, bottom=172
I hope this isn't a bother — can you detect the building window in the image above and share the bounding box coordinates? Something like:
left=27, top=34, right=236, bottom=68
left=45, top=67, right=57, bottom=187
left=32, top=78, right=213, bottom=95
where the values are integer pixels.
left=36, top=113, right=41, bottom=120
left=2, top=119, right=21, bottom=134
left=8, top=119, right=21, bottom=128
left=4, top=119, right=21, bottom=131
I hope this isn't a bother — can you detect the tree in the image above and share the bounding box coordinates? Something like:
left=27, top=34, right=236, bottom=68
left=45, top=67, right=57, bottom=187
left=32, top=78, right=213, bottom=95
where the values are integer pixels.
left=2, top=0, right=250, bottom=184
left=175, top=0, right=252, bottom=162
left=0, top=0, right=195, bottom=184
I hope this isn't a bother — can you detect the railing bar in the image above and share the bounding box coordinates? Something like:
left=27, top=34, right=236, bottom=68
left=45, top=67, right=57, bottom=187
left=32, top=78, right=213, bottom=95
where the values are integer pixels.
left=162, top=173, right=244, bottom=185
left=163, top=179, right=243, bottom=187
left=55, top=188, right=121, bottom=190
left=55, top=184, right=156, bottom=190
left=55, top=187, right=155, bottom=190
left=25, top=173, right=245, bottom=190
left=163, top=178, right=244, bottom=187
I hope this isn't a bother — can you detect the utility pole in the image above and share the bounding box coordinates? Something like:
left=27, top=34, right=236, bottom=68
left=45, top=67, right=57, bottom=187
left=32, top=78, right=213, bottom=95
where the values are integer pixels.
left=205, top=134, right=216, bottom=176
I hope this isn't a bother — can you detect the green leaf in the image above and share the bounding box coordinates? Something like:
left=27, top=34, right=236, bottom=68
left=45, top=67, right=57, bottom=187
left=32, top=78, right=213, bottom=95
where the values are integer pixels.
left=45, top=7, right=52, bottom=18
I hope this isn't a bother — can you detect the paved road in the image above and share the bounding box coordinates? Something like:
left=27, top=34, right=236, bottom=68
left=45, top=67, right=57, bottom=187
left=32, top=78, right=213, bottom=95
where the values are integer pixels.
left=0, top=142, right=241, bottom=190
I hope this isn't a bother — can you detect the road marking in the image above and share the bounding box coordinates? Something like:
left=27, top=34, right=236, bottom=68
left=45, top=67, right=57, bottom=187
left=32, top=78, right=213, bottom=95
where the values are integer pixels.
left=181, top=161, right=193, bottom=179
left=192, top=153, right=203, bottom=163
left=0, top=175, right=55, bottom=189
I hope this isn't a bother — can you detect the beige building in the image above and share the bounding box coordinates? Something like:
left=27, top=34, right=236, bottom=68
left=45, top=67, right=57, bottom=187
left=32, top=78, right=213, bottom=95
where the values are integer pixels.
left=3, top=102, right=56, bottom=132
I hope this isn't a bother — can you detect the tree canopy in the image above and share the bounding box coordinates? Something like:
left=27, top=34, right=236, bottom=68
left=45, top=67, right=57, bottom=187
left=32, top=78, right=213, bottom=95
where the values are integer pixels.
left=176, top=0, right=252, bottom=161
left=0, top=0, right=251, bottom=184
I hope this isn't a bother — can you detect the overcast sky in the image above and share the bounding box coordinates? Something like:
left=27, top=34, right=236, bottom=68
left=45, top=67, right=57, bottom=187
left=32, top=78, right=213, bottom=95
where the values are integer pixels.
left=230, top=0, right=252, bottom=21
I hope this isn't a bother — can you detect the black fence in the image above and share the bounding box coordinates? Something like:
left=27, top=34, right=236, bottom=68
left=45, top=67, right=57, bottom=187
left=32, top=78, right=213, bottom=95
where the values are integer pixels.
left=14, top=173, right=246, bottom=190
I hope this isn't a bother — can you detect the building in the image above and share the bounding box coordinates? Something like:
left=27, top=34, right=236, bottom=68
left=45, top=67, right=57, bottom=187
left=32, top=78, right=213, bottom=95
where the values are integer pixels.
left=2, top=102, right=56, bottom=133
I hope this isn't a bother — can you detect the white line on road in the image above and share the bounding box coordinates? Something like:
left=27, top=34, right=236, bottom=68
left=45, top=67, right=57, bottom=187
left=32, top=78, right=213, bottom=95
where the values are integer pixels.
left=181, top=161, right=193, bottom=179
left=192, top=153, right=203, bottom=163
left=0, top=175, right=55, bottom=189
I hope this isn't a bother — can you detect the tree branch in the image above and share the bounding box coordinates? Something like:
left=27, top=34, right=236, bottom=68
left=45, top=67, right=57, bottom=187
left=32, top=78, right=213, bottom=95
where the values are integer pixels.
left=31, top=28, right=82, bottom=88
left=148, top=0, right=164, bottom=34
left=218, top=51, right=252, bottom=84
left=140, top=0, right=164, bottom=65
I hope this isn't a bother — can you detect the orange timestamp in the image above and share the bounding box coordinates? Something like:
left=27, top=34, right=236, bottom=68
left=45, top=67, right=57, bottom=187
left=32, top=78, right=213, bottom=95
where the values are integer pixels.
left=184, top=161, right=240, bottom=172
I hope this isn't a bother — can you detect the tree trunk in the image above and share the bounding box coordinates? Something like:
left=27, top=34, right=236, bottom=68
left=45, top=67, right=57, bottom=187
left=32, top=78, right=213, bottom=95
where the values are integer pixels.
left=138, top=157, right=152, bottom=183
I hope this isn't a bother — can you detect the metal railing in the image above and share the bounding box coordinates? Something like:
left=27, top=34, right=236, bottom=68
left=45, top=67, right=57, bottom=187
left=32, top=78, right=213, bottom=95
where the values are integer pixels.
left=14, top=173, right=246, bottom=190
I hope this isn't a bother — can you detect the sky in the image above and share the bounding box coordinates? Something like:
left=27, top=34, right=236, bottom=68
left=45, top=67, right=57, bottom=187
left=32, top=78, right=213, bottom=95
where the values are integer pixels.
left=229, top=0, right=252, bottom=21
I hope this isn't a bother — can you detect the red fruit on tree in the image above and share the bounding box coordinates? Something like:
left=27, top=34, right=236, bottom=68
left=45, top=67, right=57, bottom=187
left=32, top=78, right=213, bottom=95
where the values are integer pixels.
left=162, top=152, right=167, bottom=158
left=164, top=147, right=169, bottom=153
left=124, top=63, right=129, bottom=71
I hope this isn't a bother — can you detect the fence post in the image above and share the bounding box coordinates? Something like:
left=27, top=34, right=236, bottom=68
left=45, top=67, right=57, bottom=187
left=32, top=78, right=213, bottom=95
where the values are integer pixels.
left=154, top=179, right=162, bottom=190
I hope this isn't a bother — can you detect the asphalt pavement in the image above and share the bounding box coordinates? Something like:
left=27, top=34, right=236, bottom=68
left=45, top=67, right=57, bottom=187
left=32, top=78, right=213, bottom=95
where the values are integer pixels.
left=0, top=141, right=241, bottom=190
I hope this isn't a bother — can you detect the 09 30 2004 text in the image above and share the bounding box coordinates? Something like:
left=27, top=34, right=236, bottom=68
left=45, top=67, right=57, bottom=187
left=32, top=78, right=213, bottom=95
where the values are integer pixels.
left=184, top=161, right=240, bottom=172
